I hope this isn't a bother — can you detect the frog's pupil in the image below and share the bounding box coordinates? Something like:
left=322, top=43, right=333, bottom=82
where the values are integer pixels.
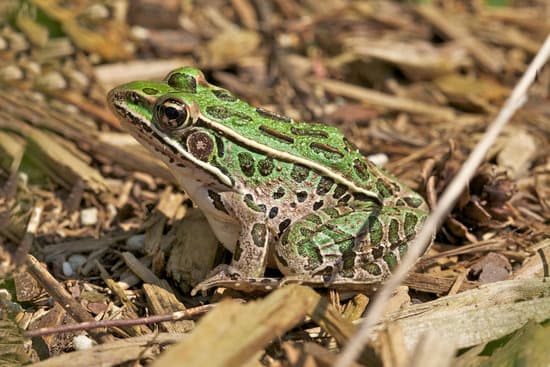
left=165, top=106, right=179, bottom=120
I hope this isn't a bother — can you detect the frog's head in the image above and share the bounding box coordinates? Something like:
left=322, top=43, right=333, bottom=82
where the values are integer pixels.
left=108, top=67, right=234, bottom=187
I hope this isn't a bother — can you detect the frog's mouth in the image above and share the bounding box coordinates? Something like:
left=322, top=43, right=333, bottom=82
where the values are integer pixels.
left=107, top=88, right=234, bottom=188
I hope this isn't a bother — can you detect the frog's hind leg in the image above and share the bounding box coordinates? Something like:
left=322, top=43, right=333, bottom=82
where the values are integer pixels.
left=191, top=191, right=274, bottom=295
left=274, top=204, right=427, bottom=287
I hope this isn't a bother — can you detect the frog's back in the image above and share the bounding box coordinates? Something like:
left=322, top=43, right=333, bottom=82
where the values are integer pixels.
left=167, top=67, right=427, bottom=210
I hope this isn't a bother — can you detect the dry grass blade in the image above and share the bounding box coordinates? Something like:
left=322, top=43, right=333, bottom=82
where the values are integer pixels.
left=335, top=33, right=550, bottom=367
left=0, top=318, right=29, bottom=367
left=151, top=284, right=356, bottom=367
left=309, top=77, right=457, bottom=121
left=415, top=5, right=504, bottom=74
left=380, top=279, right=550, bottom=351
left=28, top=333, right=187, bottom=367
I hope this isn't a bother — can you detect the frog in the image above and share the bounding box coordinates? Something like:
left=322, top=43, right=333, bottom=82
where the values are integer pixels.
left=107, top=67, right=430, bottom=294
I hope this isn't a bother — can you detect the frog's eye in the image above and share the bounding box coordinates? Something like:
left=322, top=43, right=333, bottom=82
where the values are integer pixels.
left=155, top=99, right=190, bottom=130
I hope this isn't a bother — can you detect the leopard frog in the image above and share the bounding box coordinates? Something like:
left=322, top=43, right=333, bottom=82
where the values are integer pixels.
left=108, top=67, right=430, bottom=293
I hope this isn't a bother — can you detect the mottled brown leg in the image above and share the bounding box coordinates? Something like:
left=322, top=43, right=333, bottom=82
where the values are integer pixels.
left=192, top=192, right=271, bottom=294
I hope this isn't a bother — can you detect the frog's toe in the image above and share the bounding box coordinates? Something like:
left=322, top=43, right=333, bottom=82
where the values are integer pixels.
left=310, top=262, right=343, bottom=285
left=191, top=265, right=242, bottom=295
left=191, top=265, right=281, bottom=295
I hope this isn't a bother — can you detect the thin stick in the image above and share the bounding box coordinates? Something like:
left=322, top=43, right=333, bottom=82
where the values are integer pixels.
left=335, top=33, right=550, bottom=367
left=26, top=254, right=113, bottom=343
left=25, top=304, right=215, bottom=337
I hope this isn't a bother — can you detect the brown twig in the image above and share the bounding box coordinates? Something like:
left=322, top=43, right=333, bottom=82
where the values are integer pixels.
left=26, top=254, right=114, bottom=343
left=25, top=304, right=215, bottom=338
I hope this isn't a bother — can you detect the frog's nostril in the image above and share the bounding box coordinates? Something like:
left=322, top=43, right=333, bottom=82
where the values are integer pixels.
left=130, top=92, right=141, bottom=103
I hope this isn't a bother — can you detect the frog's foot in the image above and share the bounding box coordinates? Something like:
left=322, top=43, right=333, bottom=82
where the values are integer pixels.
left=279, top=273, right=334, bottom=287
left=191, top=265, right=241, bottom=296
left=280, top=274, right=382, bottom=293
left=191, top=265, right=280, bottom=295
left=310, top=261, right=343, bottom=286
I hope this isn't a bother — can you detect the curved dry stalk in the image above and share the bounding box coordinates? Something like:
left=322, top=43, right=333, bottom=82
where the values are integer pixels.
left=335, top=33, right=550, bottom=367
left=25, top=304, right=214, bottom=338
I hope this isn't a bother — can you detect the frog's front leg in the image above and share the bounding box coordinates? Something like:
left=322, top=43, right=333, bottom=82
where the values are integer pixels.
left=192, top=191, right=273, bottom=294
left=274, top=204, right=428, bottom=287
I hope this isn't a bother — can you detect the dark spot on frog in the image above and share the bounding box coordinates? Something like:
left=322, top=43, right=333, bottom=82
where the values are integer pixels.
left=214, top=136, right=225, bottom=157
left=208, top=190, right=229, bottom=214
left=233, top=240, right=242, bottom=261
left=290, top=126, right=329, bottom=138
left=238, top=152, right=255, bottom=177
left=296, top=191, right=307, bottom=202
left=268, top=207, right=279, bottom=219
left=207, top=105, right=252, bottom=123
left=212, top=89, right=237, bottom=102
left=142, top=87, right=159, bottom=95
left=206, top=105, right=231, bottom=119
left=316, top=176, right=334, bottom=196
left=376, top=178, right=393, bottom=198
left=272, top=187, right=285, bottom=199
left=353, top=159, right=372, bottom=181
left=353, top=192, right=375, bottom=202
left=337, top=194, right=351, bottom=205
left=291, top=164, right=310, bottom=183
left=313, top=200, right=323, bottom=210
left=275, top=251, right=289, bottom=267
left=278, top=218, right=291, bottom=236
left=333, top=184, right=347, bottom=199
left=258, top=158, right=274, bottom=176
left=259, top=125, right=294, bottom=143
left=310, top=142, right=344, bottom=160
left=372, top=246, right=384, bottom=259
left=251, top=223, right=267, bottom=247
left=256, top=107, right=292, bottom=123
left=343, top=137, right=359, bottom=153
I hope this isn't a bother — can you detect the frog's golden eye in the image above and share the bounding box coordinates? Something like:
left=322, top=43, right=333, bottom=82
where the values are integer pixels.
left=155, top=99, right=190, bottom=130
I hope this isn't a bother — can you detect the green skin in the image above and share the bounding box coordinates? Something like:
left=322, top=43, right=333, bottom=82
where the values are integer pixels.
left=108, top=67, right=430, bottom=293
